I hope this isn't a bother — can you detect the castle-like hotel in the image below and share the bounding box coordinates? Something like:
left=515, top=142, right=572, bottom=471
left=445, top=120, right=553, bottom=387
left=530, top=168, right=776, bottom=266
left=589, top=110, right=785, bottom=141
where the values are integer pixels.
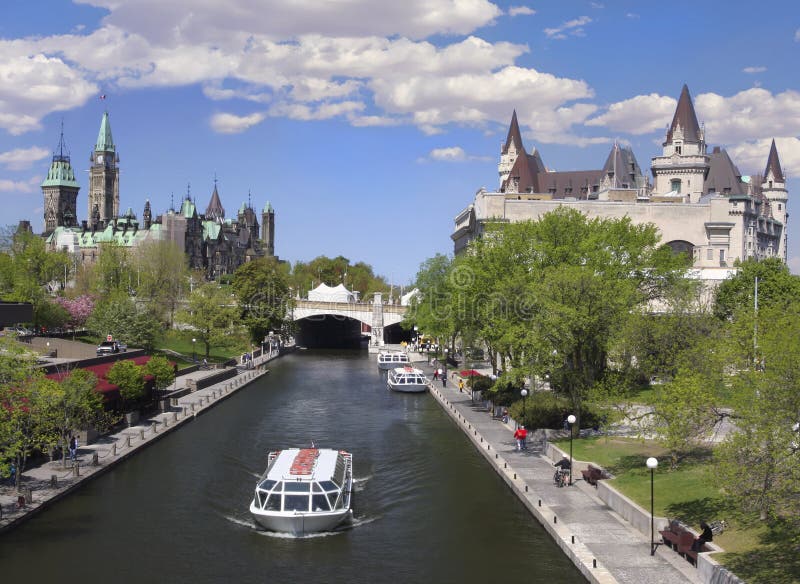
left=453, top=85, right=788, bottom=278
left=38, top=112, right=276, bottom=279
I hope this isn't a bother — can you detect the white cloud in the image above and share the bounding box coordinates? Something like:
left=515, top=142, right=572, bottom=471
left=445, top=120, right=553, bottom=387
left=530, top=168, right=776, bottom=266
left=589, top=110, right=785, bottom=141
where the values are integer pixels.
left=590, top=2, right=604, bottom=8
left=269, top=100, right=365, bottom=121
left=74, top=0, right=502, bottom=42
left=795, top=28, right=800, bottom=42
left=508, top=6, right=535, bottom=17
left=0, top=147, right=50, bottom=170
left=726, top=137, right=800, bottom=177
left=695, top=88, right=800, bottom=145
left=586, top=93, right=676, bottom=135
left=626, top=13, right=639, bottom=19
left=418, top=146, right=492, bottom=163
left=743, top=66, right=766, bottom=74
left=544, top=16, right=592, bottom=39
left=0, top=177, right=40, bottom=193
left=0, top=50, right=98, bottom=134
left=209, top=111, right=266, bottom=134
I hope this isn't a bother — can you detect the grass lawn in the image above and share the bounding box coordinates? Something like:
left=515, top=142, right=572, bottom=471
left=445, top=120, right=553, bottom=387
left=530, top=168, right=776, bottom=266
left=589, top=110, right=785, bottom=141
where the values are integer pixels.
left=555, top=436, right=800, bottom=583
left=153, top=330, right=247, bottom=363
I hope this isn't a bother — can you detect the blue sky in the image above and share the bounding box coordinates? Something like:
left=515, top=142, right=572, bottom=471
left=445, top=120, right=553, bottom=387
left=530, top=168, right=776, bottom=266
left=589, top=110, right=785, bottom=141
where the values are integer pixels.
left=1, top=0, right=799, bottom=285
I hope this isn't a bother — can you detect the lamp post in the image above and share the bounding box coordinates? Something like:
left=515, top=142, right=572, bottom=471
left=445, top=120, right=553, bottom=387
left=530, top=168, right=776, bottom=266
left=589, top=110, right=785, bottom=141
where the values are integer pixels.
left=646, top=457, right=659, bottom=555
left=443, top=348, right=448, bottom=379
left=413, top=325, right=418, bottom=350
left=520, top=388, right=528, bottom=421
left=567, top=414, right=576, bottom=485
left=192, top=338, right=196, bottom=363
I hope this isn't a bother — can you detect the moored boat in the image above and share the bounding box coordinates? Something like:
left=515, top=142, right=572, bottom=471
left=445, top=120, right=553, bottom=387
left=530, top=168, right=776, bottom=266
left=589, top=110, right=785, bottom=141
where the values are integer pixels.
left=249, top=448, right=353, bottom=535
left=386, top=366, right=428, bottom=393
left=377, top=350, right=410, bottom=370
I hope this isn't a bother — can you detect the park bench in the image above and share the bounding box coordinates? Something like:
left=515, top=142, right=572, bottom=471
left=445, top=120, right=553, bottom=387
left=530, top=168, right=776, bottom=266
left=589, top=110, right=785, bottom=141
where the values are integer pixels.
left=658, top=519, right=711, bottom=567
left=580, top=464, right=608, bottom=486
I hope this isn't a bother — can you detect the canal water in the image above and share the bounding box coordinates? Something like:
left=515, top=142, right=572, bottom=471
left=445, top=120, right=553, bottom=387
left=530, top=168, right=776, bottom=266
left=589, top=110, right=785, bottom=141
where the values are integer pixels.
left=0, top=351, right=583, bottom=583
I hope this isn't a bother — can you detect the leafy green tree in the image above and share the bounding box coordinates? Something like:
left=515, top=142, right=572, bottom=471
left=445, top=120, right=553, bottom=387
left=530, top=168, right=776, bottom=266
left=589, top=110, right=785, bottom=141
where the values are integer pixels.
left=714, top=257, right=800, bottom=320
left=177, top=283, right=243, bottom=359
left=143, top=355, right=175, bottom=399
left=55, top=368, right=108, bottom=467
left=90, top=241, right=134, bottom=296
left=641, top=369, right=718, bottom=469
left=134, top=240, right=189, bottom=326
left=715, top=305, right=800, bottom=520
left=107, top=360, right=145, bottom=408
left=86, top=292, right=161, bottom=350
left=406, top=254, right=459, bottom=348
left=231, top=257, right=293, bottom=343
left=291, top=255, right=390, bottom=299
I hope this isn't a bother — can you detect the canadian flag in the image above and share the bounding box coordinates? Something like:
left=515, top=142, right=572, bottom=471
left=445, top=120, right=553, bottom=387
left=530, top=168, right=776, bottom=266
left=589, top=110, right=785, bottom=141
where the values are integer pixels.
left=99, top=94, right=106, bottom=100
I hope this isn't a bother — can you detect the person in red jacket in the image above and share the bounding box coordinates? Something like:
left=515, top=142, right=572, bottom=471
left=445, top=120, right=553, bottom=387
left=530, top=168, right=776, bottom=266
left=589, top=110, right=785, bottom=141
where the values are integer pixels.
left=513, top=425, right=528, bottom=451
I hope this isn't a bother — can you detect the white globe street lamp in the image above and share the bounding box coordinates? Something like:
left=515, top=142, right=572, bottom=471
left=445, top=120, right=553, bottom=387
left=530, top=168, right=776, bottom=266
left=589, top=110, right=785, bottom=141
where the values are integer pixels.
left=646, top=457, right=659, bottom=555
left=567, top=414, right=577, bottom=485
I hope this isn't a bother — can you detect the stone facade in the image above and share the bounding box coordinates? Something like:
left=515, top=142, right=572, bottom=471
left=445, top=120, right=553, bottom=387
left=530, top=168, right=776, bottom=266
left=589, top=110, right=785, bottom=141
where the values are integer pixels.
left=453, top=85, right=788, bottom=274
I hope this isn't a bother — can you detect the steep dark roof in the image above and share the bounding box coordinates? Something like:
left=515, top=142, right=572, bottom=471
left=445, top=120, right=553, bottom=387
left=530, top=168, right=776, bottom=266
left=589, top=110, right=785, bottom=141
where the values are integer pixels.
left=601, top=144, right=643, bottom=188
left=763, top=139, right=785, bottom=183
left=665, top=84, right=702, bottom=144
left=539, top=170, right=604, bottom=199
left=706, top=146, right=745, bottom=195
left=502, top=110, right=525, bottom=155
left=502, top=150, right=539, bottom=193
left=205, top=185, right=225, bottom=221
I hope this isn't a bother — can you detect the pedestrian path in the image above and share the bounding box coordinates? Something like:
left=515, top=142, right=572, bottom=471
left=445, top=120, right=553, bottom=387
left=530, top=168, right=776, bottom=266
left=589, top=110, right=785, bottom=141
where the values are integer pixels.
left=0, top=356, right=276, bottom=532
left=412, top=357, right=702, bottom=584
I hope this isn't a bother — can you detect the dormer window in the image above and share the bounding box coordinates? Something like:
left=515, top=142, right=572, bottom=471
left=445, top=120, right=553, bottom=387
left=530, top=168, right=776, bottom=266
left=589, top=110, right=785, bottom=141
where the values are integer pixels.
left=675, top=145, right=682, bottom=155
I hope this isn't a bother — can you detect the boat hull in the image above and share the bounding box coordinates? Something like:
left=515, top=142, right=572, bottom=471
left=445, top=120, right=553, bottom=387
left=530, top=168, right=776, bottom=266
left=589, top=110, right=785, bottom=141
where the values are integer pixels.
left=249, top=503, right=352, bottom=535
left=387, top=381, right=428, bottom=393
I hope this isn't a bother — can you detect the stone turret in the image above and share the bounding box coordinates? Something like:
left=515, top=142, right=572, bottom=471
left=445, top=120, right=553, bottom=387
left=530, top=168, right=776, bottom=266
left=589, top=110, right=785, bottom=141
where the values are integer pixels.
left=88, top=112, right=120, bottom=226
left=261, top=201, right=275, bottom=256
left=761, top=139, right=788, bottom=261
left=41, top=124, right=79, bottom=233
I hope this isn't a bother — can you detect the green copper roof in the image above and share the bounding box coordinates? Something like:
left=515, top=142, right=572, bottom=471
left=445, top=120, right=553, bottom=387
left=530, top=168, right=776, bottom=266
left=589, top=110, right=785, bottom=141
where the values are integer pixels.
left=95, top=112, right=115, bottom=152
left=263, top=201, right=273, bottom=213
left=202, top=220, right=221, bottom=240
left=181, top=198, right=196, bottom=218
left=41, top=159, right=79, bottom=188
left=239, top=202, right=247, bottom=213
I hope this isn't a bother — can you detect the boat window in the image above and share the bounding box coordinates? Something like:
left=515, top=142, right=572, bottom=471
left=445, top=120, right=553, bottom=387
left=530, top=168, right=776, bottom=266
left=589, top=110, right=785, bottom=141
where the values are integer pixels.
left=257, top=492, right=267, bottom=509
left=265, top=494, right=281, bottom=511
left=319, top=480, right=338, bottom=491
left=274, top=481, right=284, bottom=491
left=312, top=482, right=322, bottom=492
left=284, top=482, right=310, bottom=492
left=284, top=495, right=309, bottom=512
left=258, top=479, right=277, bottom=491
left=312, top=494, right=331, bottom=512
left=326, top=492, right=339, bottom=508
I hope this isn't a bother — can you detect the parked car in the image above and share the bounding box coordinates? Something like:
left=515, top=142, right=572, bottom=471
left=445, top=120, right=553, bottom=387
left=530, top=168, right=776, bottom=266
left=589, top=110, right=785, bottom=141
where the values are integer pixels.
left=96, top=340, right=121, bottom=355
left=117, top=341, right=128, bottom=352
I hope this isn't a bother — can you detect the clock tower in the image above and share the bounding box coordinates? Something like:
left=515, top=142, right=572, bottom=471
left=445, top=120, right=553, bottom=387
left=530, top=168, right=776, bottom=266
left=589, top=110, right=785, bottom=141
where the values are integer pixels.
left=88, top=111, right=119, bottom=228
left=41, top=124, right=79, bottom=234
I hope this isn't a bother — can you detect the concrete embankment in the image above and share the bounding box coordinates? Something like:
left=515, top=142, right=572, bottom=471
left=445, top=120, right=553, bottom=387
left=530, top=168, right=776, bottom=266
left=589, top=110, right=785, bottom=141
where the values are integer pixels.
left=0, top=349, right=284, bottom=533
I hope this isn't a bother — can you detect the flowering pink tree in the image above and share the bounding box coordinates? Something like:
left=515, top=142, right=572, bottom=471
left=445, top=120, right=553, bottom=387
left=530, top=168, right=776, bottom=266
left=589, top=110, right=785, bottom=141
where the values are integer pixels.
left=55, top=295, right=95, bottom=328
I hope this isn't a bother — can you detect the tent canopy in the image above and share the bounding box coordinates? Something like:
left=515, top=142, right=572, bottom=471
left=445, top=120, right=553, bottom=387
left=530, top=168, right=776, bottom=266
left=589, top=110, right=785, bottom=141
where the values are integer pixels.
left=308, top=283, right=356, bottom=303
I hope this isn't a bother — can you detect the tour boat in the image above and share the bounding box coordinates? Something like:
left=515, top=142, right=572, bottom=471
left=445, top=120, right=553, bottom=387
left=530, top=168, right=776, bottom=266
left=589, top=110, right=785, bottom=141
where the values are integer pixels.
left=377, top=350, right=411, bottom=370
left=250, top=448, right=353, bottom=535
left=386, top=366, right=429, bottom=393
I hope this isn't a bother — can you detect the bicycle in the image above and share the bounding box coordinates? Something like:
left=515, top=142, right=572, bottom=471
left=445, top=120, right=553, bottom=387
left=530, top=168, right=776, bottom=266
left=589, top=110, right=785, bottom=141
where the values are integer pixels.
left=553, top=468, right=569, bottom=488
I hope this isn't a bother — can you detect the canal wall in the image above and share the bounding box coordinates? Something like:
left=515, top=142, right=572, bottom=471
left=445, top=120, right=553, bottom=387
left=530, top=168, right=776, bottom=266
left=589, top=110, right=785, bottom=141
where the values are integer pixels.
left=0, top=350, right=285, bottom=533
left=426, top=384, right=618, bottom=584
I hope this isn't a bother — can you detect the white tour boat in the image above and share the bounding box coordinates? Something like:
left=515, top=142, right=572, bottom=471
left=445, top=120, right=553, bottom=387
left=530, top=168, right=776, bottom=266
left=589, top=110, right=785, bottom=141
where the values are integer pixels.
left=249, top=448, right=353, bottom=535
left=386, top=366, right=429, bottom=393
left=377, top=350, right=411, bottom=370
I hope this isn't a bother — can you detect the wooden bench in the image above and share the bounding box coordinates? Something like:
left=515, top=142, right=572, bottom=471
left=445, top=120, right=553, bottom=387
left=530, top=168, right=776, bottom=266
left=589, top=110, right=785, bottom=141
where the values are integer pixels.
left=658, top=520, right=709, bottom=566
left=580, top=464, right=607, bottom=486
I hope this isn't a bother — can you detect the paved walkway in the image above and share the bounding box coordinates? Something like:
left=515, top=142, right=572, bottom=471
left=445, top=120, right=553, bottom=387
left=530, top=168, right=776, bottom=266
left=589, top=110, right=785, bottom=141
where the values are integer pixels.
left=408, top=353, right=702, bottom=584
left=0, top=350, right=279, bottom=531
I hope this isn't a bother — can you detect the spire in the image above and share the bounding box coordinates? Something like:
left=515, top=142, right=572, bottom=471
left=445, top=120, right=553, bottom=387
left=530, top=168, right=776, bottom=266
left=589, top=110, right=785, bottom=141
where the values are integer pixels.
left=763, top=139, right=785, bottom=183
left=42, top=122, right=78, bottom=188
left=502, top=110, right=525, bottom=155
left=95, top=111, right=115, bottom=152
left=666, top=85, right=702, bottom=144
left=205, top=181, right=225, bottom=221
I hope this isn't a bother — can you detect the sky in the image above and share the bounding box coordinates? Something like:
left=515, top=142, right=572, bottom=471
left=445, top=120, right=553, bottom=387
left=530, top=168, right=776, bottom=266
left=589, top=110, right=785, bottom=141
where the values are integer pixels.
left=1, top=0, right=799, bottom=285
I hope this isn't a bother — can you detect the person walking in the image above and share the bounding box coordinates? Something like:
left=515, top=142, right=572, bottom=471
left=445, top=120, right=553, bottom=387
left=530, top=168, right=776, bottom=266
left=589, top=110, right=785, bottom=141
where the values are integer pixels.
left=432, top=368, right=439, bottom=380
left=458, top=378, right=464, bottom=393
left=68, top=435, right=78, bottom=461
left=513, top=425, right=528, bottom=451
left=441, top=370, right=447, bottom=387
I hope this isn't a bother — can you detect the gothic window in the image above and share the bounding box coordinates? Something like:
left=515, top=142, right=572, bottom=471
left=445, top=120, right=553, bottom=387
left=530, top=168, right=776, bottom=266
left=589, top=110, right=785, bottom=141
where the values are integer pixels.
left=675, top=145, right=682, bottom=154
left=778, top=203, right=782, bottom=211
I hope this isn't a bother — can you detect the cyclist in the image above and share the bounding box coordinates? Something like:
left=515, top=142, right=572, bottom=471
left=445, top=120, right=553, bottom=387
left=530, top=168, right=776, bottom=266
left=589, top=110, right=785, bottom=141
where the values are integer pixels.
left=553, top=456, right=571, bottom=487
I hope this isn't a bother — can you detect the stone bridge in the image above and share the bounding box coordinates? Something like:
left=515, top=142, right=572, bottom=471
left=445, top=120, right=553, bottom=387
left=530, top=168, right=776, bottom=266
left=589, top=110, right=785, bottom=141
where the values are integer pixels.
left=292, top=293, right=407, bottom=347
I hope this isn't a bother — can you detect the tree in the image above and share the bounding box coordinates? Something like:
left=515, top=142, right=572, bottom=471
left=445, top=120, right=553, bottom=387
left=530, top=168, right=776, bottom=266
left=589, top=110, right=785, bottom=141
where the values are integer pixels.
left=290, top=255, right=390, bottom=299
left=54, top=368, right=108, bottom=467
left=405, top=254, right=460, bottom=350
left=715, top=305, right=800, bottom=520
left=451, top=208, right=691, bottom=428
left=86, top=292, right=161, bottom=350
left=134, top=240, right=189, bottom=326
left=714, top=257, right=800, bottom=321
left=177, top=283, right=243, bottom=359
left=231, top=257, right=293, bottom=343
left=143, top=355, right=175, bottom=400
left=106, top=360, right=145, bottom=408
left=54, top=294, right=95, bottom=329
left=641, top=369, right=718, bottom=469
left=90, top=241, right=134, bottom=296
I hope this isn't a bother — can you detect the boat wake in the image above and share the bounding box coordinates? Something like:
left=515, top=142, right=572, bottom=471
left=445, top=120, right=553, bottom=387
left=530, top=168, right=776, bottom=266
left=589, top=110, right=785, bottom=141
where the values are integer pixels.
left=222, top=512, right=379, bottom=537
left=353, top=474, right=372, bottom=491
left=222, top=513, right=256, bottom=529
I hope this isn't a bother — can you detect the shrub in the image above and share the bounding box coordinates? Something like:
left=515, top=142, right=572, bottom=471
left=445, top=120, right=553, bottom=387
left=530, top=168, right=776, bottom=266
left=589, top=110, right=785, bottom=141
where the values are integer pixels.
left=509, top=391, right=609, bottom=429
